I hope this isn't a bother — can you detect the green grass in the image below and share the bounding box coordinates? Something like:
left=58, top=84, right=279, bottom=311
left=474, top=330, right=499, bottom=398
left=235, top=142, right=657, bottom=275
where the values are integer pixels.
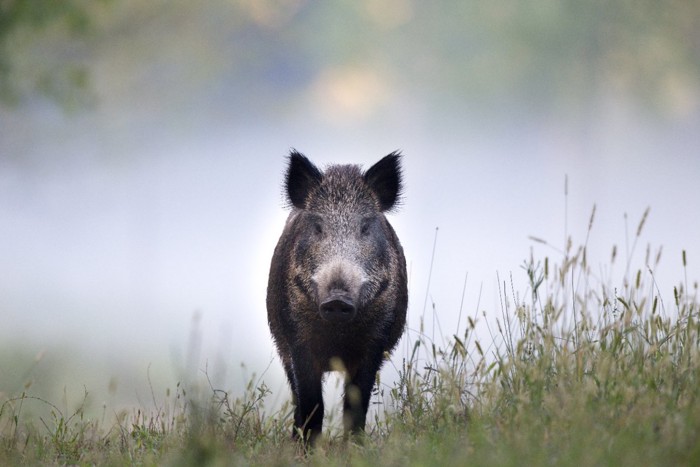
left=2, top=209, right=699, bottom=465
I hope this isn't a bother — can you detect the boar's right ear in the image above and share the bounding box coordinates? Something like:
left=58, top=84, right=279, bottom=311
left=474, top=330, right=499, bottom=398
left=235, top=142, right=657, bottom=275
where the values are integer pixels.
left=364, top=151, right=403, bottom=212
left=285, top=150, right=323, bottom=209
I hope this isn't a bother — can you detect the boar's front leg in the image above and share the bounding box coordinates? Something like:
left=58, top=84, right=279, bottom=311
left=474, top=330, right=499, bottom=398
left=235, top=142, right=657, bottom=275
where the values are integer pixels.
left=290, top=353, right=324, bottom=446
left=343, top=351, right=384, bottom=436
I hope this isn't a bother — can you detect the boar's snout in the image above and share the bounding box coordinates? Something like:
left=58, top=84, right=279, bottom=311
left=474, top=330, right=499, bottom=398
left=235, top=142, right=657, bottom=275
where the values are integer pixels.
left=312, top=259, right=365, bottom=323
left=319, top=292, right=357, bottom=322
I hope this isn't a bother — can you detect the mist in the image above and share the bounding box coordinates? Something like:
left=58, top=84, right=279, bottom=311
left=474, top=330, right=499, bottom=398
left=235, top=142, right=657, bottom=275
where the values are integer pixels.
left=1, top=0, right=698, bottom=411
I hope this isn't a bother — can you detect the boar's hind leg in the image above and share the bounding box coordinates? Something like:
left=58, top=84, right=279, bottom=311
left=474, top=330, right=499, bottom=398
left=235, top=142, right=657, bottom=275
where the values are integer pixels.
left=343, top=353, right=383, bottom=436
left=290, top=358, right=324, bottom=446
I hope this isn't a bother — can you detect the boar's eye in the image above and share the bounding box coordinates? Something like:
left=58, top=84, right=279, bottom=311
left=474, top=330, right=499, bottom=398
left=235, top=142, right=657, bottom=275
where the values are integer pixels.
left=307, top=214, right=324, bottom=237
left=361, top=223, right=370, bottom=236
left=360, top=218, right=373, bottom=236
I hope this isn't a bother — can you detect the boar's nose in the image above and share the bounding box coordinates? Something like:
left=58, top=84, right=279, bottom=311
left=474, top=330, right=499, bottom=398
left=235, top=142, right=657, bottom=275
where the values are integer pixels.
left=319, top=294, right=357, bottom=322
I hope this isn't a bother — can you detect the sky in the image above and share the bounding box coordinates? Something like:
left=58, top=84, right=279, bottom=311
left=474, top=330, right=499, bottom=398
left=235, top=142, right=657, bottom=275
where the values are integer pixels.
left=1, top=1, right=699, bottom=412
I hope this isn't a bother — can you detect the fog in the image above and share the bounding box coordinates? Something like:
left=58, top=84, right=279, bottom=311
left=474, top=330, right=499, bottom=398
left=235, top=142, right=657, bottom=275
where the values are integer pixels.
left=1, top=1, right=699, bottom=410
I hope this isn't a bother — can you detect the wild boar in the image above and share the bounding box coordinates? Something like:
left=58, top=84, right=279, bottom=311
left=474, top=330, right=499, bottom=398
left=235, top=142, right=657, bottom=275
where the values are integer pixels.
left=266, top=150, right=408, bottom=445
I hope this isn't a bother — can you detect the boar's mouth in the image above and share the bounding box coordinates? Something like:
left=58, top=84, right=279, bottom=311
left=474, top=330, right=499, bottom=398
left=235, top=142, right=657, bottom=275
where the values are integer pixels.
left=319, top=293, right=357, bottom=322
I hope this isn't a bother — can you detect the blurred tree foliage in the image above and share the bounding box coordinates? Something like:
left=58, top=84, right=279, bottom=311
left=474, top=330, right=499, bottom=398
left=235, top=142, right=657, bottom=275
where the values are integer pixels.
left=1, top=0, right=698, bottom=118
left=401, top=0, right=700, bottom=118
left=0, top=0, right=104, bottom=107
left=286, top=0, right=700, bottom=118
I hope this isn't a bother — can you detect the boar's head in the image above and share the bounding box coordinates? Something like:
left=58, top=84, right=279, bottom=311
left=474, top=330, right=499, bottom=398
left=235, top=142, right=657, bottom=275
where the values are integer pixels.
left=284, top=150, right=403, bottom=324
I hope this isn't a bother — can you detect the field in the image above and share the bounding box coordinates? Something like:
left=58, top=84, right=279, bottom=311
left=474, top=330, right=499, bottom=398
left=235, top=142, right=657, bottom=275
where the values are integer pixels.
left=2, top=211, right=699, bottom=466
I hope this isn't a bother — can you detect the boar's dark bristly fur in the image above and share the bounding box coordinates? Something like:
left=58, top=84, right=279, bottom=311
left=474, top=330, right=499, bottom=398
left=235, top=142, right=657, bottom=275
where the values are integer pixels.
left=267, top=150, right=408, bottom=446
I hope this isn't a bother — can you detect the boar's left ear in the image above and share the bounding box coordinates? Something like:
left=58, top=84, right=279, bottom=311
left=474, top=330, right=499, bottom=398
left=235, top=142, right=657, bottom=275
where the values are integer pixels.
left=364, top=151, right=403, bottom=212
left=286, top=149, right=323, bottom=209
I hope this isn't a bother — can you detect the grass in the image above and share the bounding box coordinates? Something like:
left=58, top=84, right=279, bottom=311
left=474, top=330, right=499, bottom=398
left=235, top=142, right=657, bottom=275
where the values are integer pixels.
left=2, top=208, right=699, bottom=465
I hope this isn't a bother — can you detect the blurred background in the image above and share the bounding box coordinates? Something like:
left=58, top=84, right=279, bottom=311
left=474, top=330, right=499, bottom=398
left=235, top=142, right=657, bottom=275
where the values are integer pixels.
left=1, top=0, right=699, bottom=414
